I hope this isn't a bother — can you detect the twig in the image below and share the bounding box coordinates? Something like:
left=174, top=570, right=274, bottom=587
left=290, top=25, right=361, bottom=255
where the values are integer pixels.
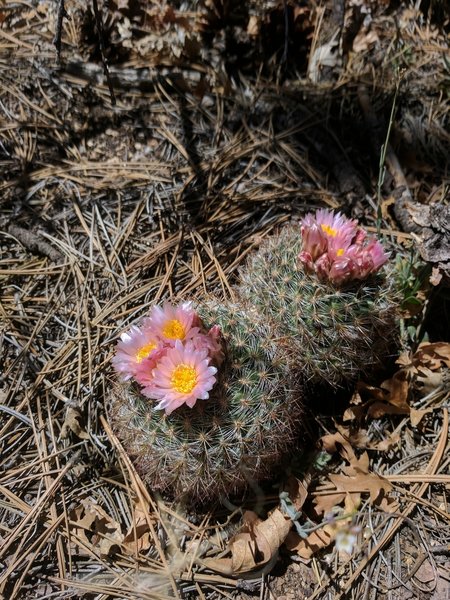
left=91, top=0, right=116, bottom=105
left=52, top=0, right=66, bottom=61
left=7, top=224, right=63, bottom=261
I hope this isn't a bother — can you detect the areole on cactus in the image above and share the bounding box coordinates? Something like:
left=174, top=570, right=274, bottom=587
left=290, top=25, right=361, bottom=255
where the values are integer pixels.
left=109, top=209, right=399, bottom=503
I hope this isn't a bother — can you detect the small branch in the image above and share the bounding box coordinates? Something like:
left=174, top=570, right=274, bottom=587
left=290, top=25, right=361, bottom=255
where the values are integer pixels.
left=91, top=0, right=116, bottom=105
left=8, top=224, right=63, bottom=262
left=53, top=0, right=66, bottom=61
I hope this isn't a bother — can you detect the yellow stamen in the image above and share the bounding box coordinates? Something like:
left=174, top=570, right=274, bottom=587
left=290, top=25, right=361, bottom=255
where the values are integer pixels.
left=136, top=342, right=157, bottom=363
left=162, top=319, right=185, bottom=340
left=337, top=248, right=344, bottom=257
left=321, top=224, right=338, bottom=237
left=171, top=364, right=197, bottom=394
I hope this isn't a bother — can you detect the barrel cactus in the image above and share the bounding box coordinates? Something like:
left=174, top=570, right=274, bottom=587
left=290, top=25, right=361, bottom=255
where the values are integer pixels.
left=109, top=300, right=303, bottom=503
left=237, top=211, right=399, bottom=387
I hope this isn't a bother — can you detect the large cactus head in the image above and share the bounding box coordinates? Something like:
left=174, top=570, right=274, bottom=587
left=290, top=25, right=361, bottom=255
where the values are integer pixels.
left=109, top=300, right=304, bottom=504
left=237, top=212, right=399, bottom=387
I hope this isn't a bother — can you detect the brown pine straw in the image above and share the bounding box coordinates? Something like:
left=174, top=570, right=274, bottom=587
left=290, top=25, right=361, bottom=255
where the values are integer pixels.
left=307, top=409, right=449, bottom=600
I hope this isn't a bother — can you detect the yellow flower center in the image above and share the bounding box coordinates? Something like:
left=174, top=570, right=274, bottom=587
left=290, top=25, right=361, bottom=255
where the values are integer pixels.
left=136, top=342, right=157, bottom=363
left=336, top=248, right=344, bottom=257
left=171, top=364, right=197, bottom=394
left=162, top=319, right=185, bottom=340
left=321, top=224, right=338, bottom=237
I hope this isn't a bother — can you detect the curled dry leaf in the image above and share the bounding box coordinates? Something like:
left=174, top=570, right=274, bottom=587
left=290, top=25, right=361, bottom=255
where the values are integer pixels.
left=122, top=500, right=154, bottom=556
left=204, top=477, right=309, bottom=576
left=203, top=509, right=292, bottom=575
left=61, top=406, right=89, bottom=440
left=69, top=499, right=124, bottom=558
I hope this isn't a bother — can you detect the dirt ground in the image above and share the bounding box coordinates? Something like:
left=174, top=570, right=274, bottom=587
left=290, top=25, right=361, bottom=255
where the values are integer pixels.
left=1, top=1, right=449, bottom=599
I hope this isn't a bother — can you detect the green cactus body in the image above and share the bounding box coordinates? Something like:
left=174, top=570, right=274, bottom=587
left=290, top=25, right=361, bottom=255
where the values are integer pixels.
left=110, top=301, right=303, bottom=503
left=237, top=225, right=399, bottom=387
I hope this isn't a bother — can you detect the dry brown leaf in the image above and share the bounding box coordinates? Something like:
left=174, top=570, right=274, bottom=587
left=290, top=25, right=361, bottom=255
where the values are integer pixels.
left=288, top=495, right=360, bottom=559
left=328, top=470, right=391, bottom=503
left=247, top=15, right=260, bottom=36
left=335, top=423, right=400, bottom=452
left=229, top=508, right=292, bottom=573
left=317, top=432, right=396, bottom=513
left=380, top=372, right=410, bottom=408
left=284, top=476, right=309, bottom=511
left=352, top=29, right=379, bottom=53
left=285, top=525, right=334, bottom=559
left=204, top=507, right=294, bottom=575
left=410, top=407, right=434, bottom=427
left=70, top=499, right=124, bottom=558
left=122, top=501, right=153, bottom=556
left=61, top=406, right=89, bottom=440
left=321, top=431, right=358, bottom=465
left=313, top=489, right=360, bottom=517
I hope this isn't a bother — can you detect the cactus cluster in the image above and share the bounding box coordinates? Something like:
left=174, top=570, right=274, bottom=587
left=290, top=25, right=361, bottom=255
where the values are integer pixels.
left=109, top=210, right=399, bottom=503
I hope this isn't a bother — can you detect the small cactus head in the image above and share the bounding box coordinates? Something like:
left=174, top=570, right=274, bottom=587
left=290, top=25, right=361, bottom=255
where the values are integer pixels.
left=109, top=301, right=304, bottom=504
left=237, top=217, right=399, bottom=388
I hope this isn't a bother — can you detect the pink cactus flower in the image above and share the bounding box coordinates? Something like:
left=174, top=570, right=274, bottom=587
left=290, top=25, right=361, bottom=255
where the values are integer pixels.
left=314, top=252, right=332, bottom=281
left=112, top=325, right=161, bottom=381
left=142, top=341, right=217, bottom=415
left=300, top=214, right=327, bottom=261
left=314, top=209, right=357, bottom=245
left=328, top=256, right=355, bottom=285
left=144, top=302, right=200, bottom=345
left=364, top=239, right=390, bottom=270
left=298, top=250, right=315, bottom=273
left=299, top=209, right=389, bottom=285
left=191, top=325, right=225, bottom=366
left=133, top=345, right=168, bottom=389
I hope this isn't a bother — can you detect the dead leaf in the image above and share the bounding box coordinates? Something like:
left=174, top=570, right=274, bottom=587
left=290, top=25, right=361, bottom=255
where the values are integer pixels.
left=328, top=470, right=391, bottom=504
left=287, top=495, right=361, bottom=559
left=284, top=476, right=309, bottom=511
left=410, top=407, right=433, bottom=427
left=335, top=423, right=399, bottom=452
left=122, top=501, right=153, bottom=556
left=317, top=432, right=395, bottom=512
left=204, top=507, right=293, bottom=575
left=247, top=15, right=260, bottom=36
left=321, top=431, right=358, bottom=465
left=308, top=34, right=340, bottom=83
left=230, top=508, right=292, bottom=573
left=285, top=525, right=334, bottom=559
left=70, top=499, right=124, bottom=558
left=313, top=489, right=360, bottom=517
left=352, top=29, right=379, bottom=53
left=415, top=342, right=450, bottom=370
left=61, top=406, right=89, bottom=440
left=380, top=372, right=410, bottom=408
